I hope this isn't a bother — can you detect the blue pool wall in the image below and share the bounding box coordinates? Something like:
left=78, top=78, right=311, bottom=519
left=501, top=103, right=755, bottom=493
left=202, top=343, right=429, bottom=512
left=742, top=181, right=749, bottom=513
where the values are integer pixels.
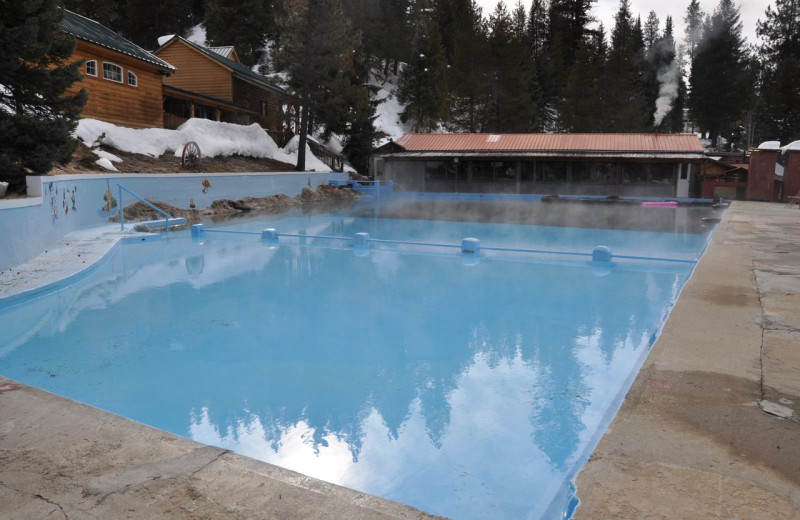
left=0, top=171, right=347, bottom=271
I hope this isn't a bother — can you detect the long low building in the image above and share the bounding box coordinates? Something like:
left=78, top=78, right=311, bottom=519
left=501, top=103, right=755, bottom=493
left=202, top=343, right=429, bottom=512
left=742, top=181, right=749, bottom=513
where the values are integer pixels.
left=370, top=133, right=706, bottom=198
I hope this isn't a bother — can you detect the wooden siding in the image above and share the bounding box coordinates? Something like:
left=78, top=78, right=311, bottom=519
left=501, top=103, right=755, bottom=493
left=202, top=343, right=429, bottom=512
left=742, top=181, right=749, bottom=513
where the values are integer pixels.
left=66, top=42, right=165, bottom=128
left=157, top=41, right=232, bottom=101
left=232, top=77, right=284, bottom=131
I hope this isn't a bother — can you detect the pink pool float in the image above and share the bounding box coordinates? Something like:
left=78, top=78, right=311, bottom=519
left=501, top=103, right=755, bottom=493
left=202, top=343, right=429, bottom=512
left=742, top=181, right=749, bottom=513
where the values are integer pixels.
left=641, top=201, right=678, bottom=207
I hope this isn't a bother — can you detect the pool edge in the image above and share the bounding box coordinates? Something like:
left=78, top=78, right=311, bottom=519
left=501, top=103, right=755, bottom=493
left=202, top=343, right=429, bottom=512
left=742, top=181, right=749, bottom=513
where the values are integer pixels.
left=571, top=200, right=800, bottom=519
left=2, top=200, right=798, bottom=519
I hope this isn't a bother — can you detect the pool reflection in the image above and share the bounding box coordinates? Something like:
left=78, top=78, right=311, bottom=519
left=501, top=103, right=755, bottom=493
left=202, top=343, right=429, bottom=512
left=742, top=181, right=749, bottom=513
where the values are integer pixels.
left=0, top=212, right=703, bottom=520
left=188, top=349, right=558, bottom=520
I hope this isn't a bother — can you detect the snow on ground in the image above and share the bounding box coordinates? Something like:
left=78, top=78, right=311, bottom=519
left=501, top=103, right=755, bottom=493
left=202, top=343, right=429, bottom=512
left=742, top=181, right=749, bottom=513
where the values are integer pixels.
left=74, top=118, right=332, bottom=172
left=70, top=64, right=412, bottom=173
left=370, top=70, right=413, bottom=145
left=94, top=157, right=118, bottom=171
left=274, top=135, right=334, bottom=172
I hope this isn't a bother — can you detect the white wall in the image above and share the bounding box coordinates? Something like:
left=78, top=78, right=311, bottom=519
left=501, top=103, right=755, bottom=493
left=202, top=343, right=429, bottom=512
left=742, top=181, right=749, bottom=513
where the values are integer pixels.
left=0, top=171, right=347, bottom=271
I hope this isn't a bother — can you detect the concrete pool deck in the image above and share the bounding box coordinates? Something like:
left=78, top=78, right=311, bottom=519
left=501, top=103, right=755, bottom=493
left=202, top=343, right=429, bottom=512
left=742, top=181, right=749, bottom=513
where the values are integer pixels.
left=575, top=201, right=800, bottom=519
left=1, top=200, right=799, bottom=518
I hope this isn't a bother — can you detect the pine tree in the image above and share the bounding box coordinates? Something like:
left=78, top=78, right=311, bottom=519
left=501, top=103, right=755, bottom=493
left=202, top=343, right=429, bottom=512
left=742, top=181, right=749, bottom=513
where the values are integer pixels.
left=482, top=2, right=535, bottom=132
left=527, top=0, right=550, bottom=63
left=689, top=0, right=752, bottom=145
left=547, top=0, right=595, bottom=95
left=603, top=0, right=648, bottom=131
left=336, top=49, right=382, bottom=174
left=668, top=45, right=688, bottom=133
left=527, top=0, right=553, bottom=129
left=377, top=0, right=412, bottom=75
left=0, top=1, right=87, bottom=191
left=275, top=0, right=363, bottom=169
left=204, top=0, right=274, bottom=68
left=117, top=0, right=200, bottom=48
left=558, top=29, right=606, bottom=131
left=446, top=0, right=490, bottom=131
left=755, top=0, right=800, bottom=144
left=643, top=10, right=660, bottom=51
left=434, top=0, right=459, bottom=62
left=61, top=0, right=121, bottom=29
left=641, top=11, right=661, bottom=126
left=397, top=3, right=448, bottom=132
left=683, top=0, right=704, bottom=62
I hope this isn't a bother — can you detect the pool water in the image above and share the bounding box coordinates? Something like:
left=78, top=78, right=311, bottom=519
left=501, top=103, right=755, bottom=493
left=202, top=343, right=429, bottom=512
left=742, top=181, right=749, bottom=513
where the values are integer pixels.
left=0, top=201, right=716, bottom=520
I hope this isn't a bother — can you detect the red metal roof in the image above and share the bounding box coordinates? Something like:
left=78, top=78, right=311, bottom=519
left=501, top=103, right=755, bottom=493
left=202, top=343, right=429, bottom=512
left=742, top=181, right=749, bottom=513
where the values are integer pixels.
left=394, top=133, right=704, bottom=153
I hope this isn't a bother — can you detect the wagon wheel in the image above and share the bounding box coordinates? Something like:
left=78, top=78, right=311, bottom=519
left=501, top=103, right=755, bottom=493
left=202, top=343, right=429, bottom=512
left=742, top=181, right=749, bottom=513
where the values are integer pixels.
left=181, top=141, right=201, bottom=169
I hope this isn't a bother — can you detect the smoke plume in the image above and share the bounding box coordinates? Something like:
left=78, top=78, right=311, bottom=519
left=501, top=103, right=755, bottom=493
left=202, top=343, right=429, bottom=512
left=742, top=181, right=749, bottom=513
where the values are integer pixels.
left=653, top=57, right=680, bottom=128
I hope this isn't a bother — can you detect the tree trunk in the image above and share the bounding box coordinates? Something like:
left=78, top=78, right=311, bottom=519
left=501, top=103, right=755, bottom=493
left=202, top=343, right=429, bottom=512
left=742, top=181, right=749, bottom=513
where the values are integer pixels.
left=296, top=101, right=308, bottom=171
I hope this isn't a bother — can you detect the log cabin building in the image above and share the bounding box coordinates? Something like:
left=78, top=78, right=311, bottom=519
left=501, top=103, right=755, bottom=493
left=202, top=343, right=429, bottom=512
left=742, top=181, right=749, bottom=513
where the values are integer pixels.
left=154, top=36, right=296, bottom=144
left=60, top=10, right=176, bottom=128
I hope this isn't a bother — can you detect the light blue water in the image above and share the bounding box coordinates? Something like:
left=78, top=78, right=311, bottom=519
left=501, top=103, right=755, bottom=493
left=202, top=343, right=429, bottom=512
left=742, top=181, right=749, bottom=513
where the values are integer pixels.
left=0, top=203, right=713, bottom=520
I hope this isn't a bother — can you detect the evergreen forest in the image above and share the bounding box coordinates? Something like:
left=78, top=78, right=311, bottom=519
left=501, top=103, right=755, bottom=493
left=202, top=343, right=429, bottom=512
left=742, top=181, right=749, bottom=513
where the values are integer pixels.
left=3, top=0, right=800, bottom=179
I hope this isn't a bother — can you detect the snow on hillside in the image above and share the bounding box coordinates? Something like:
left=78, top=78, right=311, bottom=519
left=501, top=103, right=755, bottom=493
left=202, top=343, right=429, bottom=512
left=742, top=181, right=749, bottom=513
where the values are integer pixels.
left=75, top=118, right=332, bottom=172
left=370, top=70, right=413, bottom=145
left=71, top=65, right=411, bottom=173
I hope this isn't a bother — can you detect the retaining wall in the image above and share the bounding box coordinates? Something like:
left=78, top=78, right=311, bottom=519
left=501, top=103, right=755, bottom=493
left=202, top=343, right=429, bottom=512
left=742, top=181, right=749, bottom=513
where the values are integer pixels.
left=0, top=171, right=347, bottom=271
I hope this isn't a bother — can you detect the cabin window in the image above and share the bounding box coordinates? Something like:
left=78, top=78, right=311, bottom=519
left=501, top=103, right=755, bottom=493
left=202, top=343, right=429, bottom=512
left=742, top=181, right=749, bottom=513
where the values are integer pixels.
left=102, top=62, right=123, bottom=83
left=85, top=60, right=97, bottom=77
left=127, top=71, right=138, bottom=87
left=260, top=101, right=267, bottom=117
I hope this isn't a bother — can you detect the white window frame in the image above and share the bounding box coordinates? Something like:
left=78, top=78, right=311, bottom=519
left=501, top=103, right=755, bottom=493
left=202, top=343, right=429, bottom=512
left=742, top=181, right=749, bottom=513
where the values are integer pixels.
left=127, top=71, right=138, bottom=87
left=85, top=60, right=97, bottom=77
left=102, top=62, right=123, bottom=83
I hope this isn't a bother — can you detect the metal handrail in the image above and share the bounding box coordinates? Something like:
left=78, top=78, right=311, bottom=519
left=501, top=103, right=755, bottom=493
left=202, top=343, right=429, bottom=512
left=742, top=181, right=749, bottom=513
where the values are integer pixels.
left=118, top=184, right=172, bottom=238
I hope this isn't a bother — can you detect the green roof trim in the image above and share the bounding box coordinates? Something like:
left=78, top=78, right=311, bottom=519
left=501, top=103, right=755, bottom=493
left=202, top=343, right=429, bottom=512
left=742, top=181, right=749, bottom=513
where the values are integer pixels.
left=60, top=10, right=176, bottom=71
left=158, top=36, right=289, bottom=97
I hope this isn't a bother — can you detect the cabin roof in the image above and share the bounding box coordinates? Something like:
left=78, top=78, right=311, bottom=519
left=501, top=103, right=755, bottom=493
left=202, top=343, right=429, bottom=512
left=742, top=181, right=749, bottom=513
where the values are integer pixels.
left=60, top=10, right=175, bottom=71
left=156, top=36, right=289, bottom=97
left=393, top=133, right=705, bottom=153
left=206, top=45, right=238, bottom=62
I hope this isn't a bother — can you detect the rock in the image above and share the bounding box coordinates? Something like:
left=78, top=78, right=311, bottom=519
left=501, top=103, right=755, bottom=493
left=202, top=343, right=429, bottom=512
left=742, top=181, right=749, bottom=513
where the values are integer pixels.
left=298, top=187, right=320, bottom=202
left=110, top=186, right=359, bottom=229
left=759, top=400, right=794, bottom=419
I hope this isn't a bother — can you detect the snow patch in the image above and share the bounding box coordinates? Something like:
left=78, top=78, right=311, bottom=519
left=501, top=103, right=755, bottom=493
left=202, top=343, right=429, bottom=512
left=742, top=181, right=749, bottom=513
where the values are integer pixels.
left=370, top=70, right=412, bottom=145
left=157, top=34, right=174, bottom=46
left=758, top=141, right=781, bottom=150
left=93, top=149, right=122, bottom=163
left=277, top=135, right=331, bottom=172
left=95, top=158, right=118, bottom=171
left=781, top=140, right=800, bottom=152
left=74, top=118, right=333, bottom=172
left=75, top=118, right=281, bottom=159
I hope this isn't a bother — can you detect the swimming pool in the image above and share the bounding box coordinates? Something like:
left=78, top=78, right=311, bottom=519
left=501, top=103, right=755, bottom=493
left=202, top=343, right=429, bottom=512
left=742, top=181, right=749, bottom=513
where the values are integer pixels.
left=0, top=199, right=718, bottom=520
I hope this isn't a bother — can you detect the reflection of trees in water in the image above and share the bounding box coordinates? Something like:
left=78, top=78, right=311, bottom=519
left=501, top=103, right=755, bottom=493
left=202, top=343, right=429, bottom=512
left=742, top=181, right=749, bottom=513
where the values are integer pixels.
left=156, top=242, right=679, bottom=470
left=0, top=220, right=684, bottom=494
